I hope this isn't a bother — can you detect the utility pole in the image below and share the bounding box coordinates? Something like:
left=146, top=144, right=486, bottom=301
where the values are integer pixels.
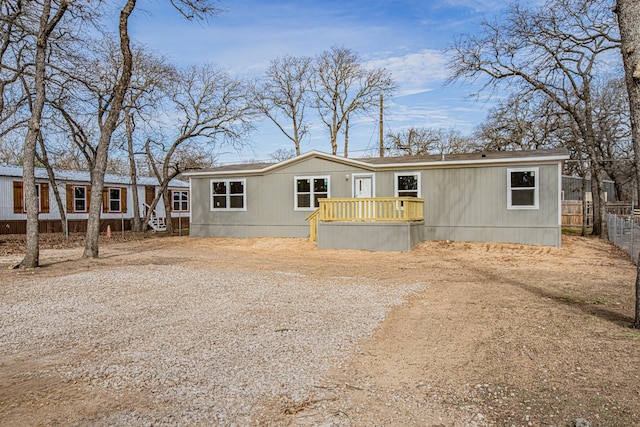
left=379, top=92, right=384, bottom=157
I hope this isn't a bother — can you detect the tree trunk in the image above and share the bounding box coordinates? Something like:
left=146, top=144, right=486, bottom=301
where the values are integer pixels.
left=37, top=138, right=68, bottom=239
left=330, top=110, right=338, bottom=155
left=615, top=0, right=640, bottom=328
left=343, top=116, right=349, bottom=157
left=83, top=0, right=136, bottom=258
left=163, top=185, right=173, bottom=234
left=292, top=115, right=301, bottom=156
left=21, top=127, right=40, bottom=268
left=20, top=0, right=59, bottom=269
left=125, top=108, right=142, bottom=232
left=142, top=187, right=162, bottom=227
left=582, top=80, right=607, bottom=239
left=581, top=174, right=588, bottom=237
left=590, top=161, right=605, bottom=236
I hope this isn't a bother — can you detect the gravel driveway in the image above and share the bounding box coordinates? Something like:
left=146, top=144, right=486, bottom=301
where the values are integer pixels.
left=1, top=263, right=424, bottom=426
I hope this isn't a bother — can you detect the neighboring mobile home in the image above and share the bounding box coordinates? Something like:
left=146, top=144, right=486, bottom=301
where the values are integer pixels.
left=185, top=148, right=569, bottom=251
left=561, top=175, right=616, bottom=202
left=0, top=165, right=190, bottom=234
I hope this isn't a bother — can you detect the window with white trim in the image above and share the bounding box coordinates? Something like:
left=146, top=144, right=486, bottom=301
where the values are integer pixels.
left=74, top=186, right=87, bottom=212
left=394, top=172, right=421, bottom=198
left=109, top=188, right=121, bottom=212
left=211, top=179, right=246, bottom=210
left=507, top=168, right=539, bottom=209
left=14, top=181, right=50, bottom=214
left=295, top=176, right=329, bottom=210
left=172, top=190, right=189, bottom=212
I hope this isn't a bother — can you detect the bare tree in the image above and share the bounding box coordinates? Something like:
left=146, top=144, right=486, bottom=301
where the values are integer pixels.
left=144, top=64, right=255, bottom=233
left=258, top=55, right=312, bottom=156
left=474, top=92, right=566, bottom=151
left=0, top=137, right=23, bottom=164
left=386, top=127, right=475, bottom=156
left=592, top=77, right=634, bottom=201
left=270, top=147, right=296, bottom=162
left=312, top=46, right=395, bottom=157
left=19, top=0, right=69, bottom=268
left=82, top=0, right=136, bottom=258
left=0, top=1, right=29, bottom=138
left=386, top=128, right=435, bottom=156
left=614, top=0, right=640, bottom=327
left=448, top=0, right=619, bottom=237
left=81, top=0, right=222, bottom=258
left=116, top=48, right=176, bottom=231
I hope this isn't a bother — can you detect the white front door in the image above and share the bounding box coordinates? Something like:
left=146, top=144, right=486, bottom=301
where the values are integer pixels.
left=354, top=175, right=374, bottom=219
left=354, top=176, right=373, bottom=198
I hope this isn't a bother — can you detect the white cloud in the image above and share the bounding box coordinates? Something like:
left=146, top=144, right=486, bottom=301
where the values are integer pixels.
left=438, top=0, right=505, bottom=13
left=367, top=49, right=450, bottom=96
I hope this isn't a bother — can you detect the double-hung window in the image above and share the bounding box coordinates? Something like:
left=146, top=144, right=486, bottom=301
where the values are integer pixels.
left=109, top=188, right=121, bottom=212
left=394, top=172, right=421, bottom=198
left=172, top=190, right=189, bottom=212
left=295, top=176, right=329, bottom=210
left=102, top=187, right=126, bottom=213
left=211, top=179, right=246, bottom=210
left=74, top=186, right=87, bottom=212
left=507, top=168, right=539, bottom=209
left=13, top=181, right=49, bottom=214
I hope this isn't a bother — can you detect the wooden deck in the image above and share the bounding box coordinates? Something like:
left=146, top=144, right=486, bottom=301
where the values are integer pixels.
left=306, top=197, right=424, bottom=241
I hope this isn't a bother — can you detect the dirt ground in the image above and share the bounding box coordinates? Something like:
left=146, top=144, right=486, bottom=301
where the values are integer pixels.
left=1, top=232, right=639, bottom=426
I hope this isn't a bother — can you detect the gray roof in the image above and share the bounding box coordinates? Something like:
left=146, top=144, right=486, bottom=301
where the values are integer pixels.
left=357, top=147, right=570, bottom=164
left=0, top=165, right=189, bottom=188
left=184, top=147, right=570, bottom=177
left=200, top=161, right=277, bottom=173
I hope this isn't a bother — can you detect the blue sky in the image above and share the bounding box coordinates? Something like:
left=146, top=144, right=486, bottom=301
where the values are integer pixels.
left=129, top=0, right=509, bottom=163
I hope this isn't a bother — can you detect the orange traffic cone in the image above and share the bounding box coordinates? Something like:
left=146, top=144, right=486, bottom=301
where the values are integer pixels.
left=106, top=225, right=112, bottom=239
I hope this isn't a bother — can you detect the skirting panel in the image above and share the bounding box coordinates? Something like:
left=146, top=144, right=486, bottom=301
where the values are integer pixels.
left=317, top=221, right=424, bottom=252
left=189, top=224, right=308, bottom=239
left=421, top=225, right=562, bottom=247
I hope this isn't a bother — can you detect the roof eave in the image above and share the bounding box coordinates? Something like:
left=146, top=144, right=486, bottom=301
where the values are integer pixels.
left=183, top=150, right=377, bottom=177
left=371, top=154, right=570, bottom=169
left=184, top=152, right=569, bottom=177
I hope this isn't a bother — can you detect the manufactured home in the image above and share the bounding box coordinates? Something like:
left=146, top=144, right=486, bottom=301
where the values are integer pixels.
left=0, top=165, right=190, bottom=234
left=185, top=148, right=569, bottom=251
left=561, top=175, right=616, bottom=202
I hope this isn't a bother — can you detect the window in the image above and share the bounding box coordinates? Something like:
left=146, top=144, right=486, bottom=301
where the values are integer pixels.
left=172, top=190, right=189, bottom=212
left=294, top=176, right=329, bottom=210
left=66, top=184, right=90, bottom=213
left=74, top=186, right=87, bottom=212
left=508, top=168, right=539, bottom=209
left=101, top=187, right=127, bottom=213
left=394, top=172, right=420, bottom=198
left=109, top=188, right=121, bottom=212
left=211, top=179, right=245, bottom=210
left=13, top=181, right=49, bottom=214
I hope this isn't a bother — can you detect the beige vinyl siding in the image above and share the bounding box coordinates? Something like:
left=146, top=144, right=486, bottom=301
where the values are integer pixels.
left=189, top=157, right=563, bottom=246
left=190, top=157, right=372, bottom=238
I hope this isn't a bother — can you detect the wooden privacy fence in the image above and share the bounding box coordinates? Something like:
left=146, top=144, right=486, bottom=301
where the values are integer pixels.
left=306, top=197, right=425, bottom=241
left=562, top=201, right=591, bottom=228
left=562, top=201, right=634, bottom=228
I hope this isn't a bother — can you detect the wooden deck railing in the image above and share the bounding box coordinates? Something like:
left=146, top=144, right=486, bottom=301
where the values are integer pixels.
left=306, top=197, right=424, bottom=241
left=304, top=209, right=320, bottom=242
